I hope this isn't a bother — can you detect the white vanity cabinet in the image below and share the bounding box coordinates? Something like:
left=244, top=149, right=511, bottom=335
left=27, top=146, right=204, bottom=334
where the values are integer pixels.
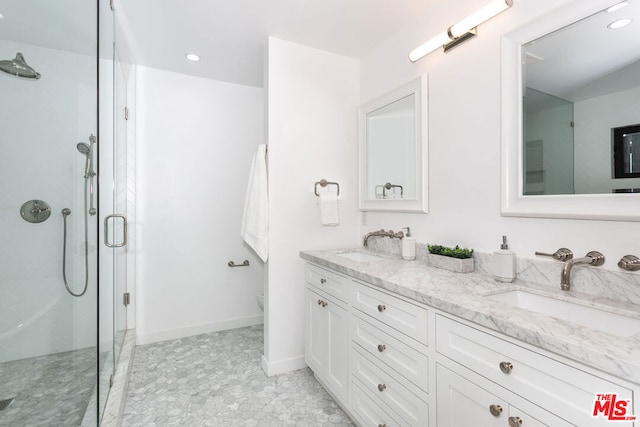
left=302, top=260, right=639, bottom=427
left=349, top=280, right=431, bottom=426
left=436, top=314, right=636, bottom=427
left=304, top=264, right=350, bottom=404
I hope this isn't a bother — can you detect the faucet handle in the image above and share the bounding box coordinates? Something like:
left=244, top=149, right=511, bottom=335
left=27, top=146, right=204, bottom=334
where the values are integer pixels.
left=535, top=248, right=573, bottom=261
left=618, top=255, right=640, bottom=271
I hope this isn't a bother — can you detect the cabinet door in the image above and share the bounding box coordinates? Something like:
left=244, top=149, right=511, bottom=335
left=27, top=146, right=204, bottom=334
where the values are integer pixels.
left=437, top=364, right=506, bottom=427
left=305, top=288, right=327, bottom=374
left=305, top=287, right=349, bottom=403
left=325, top=297, right=349, bottom=403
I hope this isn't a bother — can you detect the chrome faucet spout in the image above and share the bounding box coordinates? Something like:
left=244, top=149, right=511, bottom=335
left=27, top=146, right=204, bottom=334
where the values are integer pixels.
left=560, top=251, right=605, bottom=291
left=363, top=229, right=404, bottom=247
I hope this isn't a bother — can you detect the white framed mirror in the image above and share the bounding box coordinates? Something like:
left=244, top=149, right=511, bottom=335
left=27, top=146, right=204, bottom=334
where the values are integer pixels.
left=359, top=74, right=429, bottom=213
left=501, top=0, right=640, bottom=221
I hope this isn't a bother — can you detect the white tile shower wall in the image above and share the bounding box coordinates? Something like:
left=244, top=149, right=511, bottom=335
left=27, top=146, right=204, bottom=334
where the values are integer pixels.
left=265, top=38, right=361, bottom=375
left=135, top=66, right=265, bottom=345
left=358, top=0, right=640, bottom=276
left=0, top=41, right=98, bottom=362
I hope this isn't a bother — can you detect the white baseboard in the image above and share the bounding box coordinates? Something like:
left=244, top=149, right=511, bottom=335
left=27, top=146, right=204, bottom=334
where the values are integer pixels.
left=261, top=354, right=307, bottom=376
left=136, top=315, right=264, bottom=345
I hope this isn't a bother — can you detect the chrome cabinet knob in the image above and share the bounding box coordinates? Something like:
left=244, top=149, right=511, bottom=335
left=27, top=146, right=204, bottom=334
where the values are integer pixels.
left=377, top=344, right=386, bottom=353
left=509, top=416, right=523, bottom=427
left=377, top=383, right=387, bottom=392
left=317, top=299, right=322, bottom=306
left=320, top=278, right=327, bottom=284
left=378, top=424, right=387, bottom=427
left=500, top=361, right=513, bottom=374
left=489, top=404, right=503, bottom=417
left=377, top=304, right=386, bottom=312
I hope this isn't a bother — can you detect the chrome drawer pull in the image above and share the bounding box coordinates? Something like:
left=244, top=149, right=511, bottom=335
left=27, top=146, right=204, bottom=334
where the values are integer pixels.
left=320, top=278, right=327, bottom=284
left=322, top=301, right=328, bottom=307
left=317, top=299, right=322, bottom=306
left=377, top=383, right=386, bottom=392
left=489, top=404, right=503, bottom=417
left=377, top=304, right=386, bottom=312
left=509, top=416, right=523, bottom=427
left=378, top=424, right=387, bottom=427
left=377, top=344, right=386, bottom=353
left=500, top=361, right=514, bottom=374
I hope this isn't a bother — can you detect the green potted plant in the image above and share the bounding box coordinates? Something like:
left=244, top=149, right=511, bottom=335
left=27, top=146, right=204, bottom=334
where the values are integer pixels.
left=425, top=244, right=474, bottom=273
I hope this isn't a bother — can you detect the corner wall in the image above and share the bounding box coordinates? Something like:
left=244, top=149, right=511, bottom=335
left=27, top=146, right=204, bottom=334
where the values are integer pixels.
left=264, top=38, right=360, bottom=375
left=135, top=66, right=265, bottom=344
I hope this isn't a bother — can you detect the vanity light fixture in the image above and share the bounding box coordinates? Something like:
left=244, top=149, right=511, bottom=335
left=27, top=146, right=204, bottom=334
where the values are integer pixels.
left=409, top=0, right=513, bottom=62
left=607, top=18, right=632, bottom=29
left=185, top=53, right=200, bottom=62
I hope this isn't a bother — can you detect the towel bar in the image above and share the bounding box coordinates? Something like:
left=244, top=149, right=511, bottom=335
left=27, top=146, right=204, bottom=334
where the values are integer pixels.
left=314, top=179, right=340, bottom=196
left=228, top=260, right=250, bottom=268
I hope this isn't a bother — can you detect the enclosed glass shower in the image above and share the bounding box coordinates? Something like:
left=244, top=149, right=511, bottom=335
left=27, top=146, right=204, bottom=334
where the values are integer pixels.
left=0, top=0, right=129, bottom=425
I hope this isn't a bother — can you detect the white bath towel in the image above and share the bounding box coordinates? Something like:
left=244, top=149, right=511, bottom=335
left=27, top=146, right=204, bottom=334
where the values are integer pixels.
left=241, top=144, right=269, bottom=262
left=319, top=190, right=339, bottom=226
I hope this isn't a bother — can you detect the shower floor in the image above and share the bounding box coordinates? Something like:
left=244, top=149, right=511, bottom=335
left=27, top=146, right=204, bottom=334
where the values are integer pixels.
left=0, top=348, right=96, bottom=427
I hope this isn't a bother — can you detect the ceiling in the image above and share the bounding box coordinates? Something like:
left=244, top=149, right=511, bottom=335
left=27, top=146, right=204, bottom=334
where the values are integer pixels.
left=116, top=0, right=439, bottom=88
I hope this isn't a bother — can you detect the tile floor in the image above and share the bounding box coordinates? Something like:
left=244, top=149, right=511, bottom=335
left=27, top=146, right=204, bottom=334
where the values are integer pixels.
left=0, top=348, right=96, bottom=427
left=121, top=325, right=354, bottom=426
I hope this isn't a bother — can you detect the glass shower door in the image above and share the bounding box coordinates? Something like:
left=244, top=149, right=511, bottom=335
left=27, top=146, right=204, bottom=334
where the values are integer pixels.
left=0, top=0, right=100, bottom=425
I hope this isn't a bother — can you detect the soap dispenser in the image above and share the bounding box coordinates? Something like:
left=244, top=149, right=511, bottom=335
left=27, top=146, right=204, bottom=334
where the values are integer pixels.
left=401, top=227, right=416, bottom=260
left=493, top=235, right=516, bottom=282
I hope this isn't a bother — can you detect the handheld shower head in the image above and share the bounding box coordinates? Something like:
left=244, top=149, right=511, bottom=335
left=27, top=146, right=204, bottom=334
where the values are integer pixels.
left=77, top=142, right=91, bottom=155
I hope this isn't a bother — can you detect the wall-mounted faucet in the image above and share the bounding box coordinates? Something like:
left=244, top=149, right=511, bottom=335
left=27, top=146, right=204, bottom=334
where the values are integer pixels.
left=535, top=248, right=605, bottom=291
left=363, top=229, right=404, bottom=247
left=559, top=251, right=605, bottom=291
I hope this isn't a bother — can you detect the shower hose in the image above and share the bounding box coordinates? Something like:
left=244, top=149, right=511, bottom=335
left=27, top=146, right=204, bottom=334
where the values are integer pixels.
left=61, top=177, right=90, bottom=297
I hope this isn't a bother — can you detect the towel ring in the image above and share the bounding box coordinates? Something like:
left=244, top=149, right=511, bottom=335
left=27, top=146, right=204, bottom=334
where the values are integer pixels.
left=314, top=179, right=340, bottom=196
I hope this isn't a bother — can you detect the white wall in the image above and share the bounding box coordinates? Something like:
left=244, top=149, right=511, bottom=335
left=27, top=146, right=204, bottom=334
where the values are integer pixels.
left=265, top=38, right=360, bottom=375
left=0, top=41, right=98, bottom=362
left=358, top=0, right=640, bottom=270
left=135, top=66, right=265, bottom=344
left=574, top=86, right=640, bottom=193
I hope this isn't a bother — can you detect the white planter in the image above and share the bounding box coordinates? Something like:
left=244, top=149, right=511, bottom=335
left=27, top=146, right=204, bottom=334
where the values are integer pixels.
left=424, top=253, right=474, bottom=273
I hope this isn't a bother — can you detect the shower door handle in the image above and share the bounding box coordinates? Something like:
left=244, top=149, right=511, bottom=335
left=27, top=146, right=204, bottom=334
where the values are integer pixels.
left=104, top=214, right=127, bottom=248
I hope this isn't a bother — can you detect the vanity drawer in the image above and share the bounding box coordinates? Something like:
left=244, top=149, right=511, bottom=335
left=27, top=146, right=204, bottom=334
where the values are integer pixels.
left=351, top=378, right=408, bottom=427
left=436, top=315, right=634, bottom=427
left=351, top=280, right=429, bottom=344
left=351, top=312, right=429, bottom=393
left=305, top=263, right=349, bottom=303
left=351, top=346, right=429, bottom=426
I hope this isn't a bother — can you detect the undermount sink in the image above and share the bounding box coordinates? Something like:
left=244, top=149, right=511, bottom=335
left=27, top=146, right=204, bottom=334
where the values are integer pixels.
left=335, top=251, right=386, bottom=262
left=485, top=290, right=640, bottom=337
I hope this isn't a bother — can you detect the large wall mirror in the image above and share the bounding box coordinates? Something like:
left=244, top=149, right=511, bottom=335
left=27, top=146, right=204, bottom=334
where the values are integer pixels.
left=359, top=75, right=429, bottom=212
left=502, top=0, right=640, bottom=220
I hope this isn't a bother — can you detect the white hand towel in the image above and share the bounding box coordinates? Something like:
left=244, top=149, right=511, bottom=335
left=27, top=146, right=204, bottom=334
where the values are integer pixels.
left=319, top=190, right=339, bottom=226
left=241, top=144, right=269, bottom=262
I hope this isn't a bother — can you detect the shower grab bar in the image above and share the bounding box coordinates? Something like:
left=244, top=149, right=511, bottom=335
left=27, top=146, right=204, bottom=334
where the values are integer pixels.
left=104, top=214, right=127, bottom=248
left=228, top=260, right=250, bottom=268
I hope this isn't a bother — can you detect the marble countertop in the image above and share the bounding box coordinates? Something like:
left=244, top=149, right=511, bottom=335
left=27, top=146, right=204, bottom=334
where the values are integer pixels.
left=300, top=247, right=640, bottom=385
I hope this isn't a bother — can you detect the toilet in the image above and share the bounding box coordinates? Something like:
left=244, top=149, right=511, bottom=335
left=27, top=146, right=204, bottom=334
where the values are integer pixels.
left=256, top=294, right=264, bottom=311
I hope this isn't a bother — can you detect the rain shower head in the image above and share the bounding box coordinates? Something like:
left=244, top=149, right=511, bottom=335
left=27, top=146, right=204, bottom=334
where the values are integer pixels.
left=77, top=142, right=91, bottom=155
left=0, top=53, right=41, bottom=79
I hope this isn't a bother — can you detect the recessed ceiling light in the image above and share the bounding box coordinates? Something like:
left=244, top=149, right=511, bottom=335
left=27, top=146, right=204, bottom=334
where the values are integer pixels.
left=607, top=18, right=632, bottom=29
left=185, top=53, right=200, bottom=62
left=607, top=1, right=629, bottom=13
